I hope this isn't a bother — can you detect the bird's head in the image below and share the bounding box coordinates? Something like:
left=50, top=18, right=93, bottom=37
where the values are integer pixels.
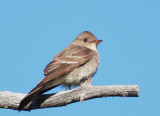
left=72, top=31, right=103, bottom=50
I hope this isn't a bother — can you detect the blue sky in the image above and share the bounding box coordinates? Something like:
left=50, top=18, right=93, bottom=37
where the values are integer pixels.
left=0, top=0, right=160, bottom=115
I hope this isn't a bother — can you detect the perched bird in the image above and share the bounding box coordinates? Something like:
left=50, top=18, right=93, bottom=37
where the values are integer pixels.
left=18, top=31, right=102, bottom=111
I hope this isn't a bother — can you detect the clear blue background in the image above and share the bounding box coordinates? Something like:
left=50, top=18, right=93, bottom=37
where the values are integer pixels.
left=0, top=0, right=160, bottom=116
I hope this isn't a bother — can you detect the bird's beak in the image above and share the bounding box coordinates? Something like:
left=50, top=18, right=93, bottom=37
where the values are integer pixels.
left=92, top=40, right=103, bottom=44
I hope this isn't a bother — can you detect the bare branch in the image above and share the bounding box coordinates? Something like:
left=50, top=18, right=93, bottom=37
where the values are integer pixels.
left=0, top=85, right=139, bottom=111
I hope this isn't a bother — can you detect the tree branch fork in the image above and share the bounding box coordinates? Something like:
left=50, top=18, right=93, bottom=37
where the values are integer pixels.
left=0, top=85, right=139, bottom=111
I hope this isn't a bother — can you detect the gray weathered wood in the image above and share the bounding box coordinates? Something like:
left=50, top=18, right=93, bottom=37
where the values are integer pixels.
left=0, top=85, right=139, bottom=111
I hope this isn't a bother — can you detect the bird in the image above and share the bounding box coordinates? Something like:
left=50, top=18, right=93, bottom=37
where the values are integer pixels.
left=18, top=31, right=102, bottom=111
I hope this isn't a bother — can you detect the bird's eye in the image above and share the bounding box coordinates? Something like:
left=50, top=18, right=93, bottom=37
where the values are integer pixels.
left=84, top=38, right=88, bottom=42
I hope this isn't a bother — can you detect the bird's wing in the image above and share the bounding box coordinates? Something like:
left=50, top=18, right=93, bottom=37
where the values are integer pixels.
left=28, top=45, right=93, bottom=95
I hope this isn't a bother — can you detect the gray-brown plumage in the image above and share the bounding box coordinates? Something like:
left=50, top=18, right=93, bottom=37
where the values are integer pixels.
left=18, top=31, right=102, bottom=111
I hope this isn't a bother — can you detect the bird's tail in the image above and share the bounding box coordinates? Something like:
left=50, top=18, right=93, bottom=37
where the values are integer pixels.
left=18, top=83, right=59, bottom=111
left=18, top=76, right=64, bottom=111
left=18, top=86, right=42, bottom=111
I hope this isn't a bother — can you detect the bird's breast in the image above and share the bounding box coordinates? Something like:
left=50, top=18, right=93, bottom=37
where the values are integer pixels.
left=64, top=53, right=99, bottom=86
